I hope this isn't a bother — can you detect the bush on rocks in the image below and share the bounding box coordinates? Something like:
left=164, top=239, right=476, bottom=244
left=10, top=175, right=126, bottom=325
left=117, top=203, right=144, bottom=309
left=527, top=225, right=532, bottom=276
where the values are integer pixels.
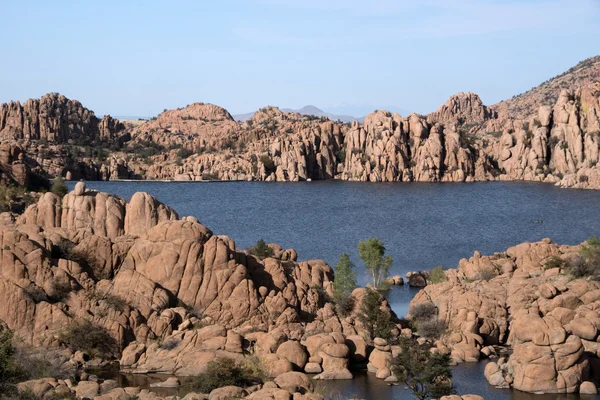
left=189, top=357, right=265, bottom=394
left=249, top=239, right=273, bottom=259
left=416, top=318, right=446, bottom=340
left=543, top=255, right=567, bottom=270
left=428, top=266, right=447, bottom=284
left=410, top=302, right=446, bottom=340
left=410, top=302, right=437, bottom=321
left=58, top=321, right=118, bottom=359
left=567, top=236, right=600, bottom=280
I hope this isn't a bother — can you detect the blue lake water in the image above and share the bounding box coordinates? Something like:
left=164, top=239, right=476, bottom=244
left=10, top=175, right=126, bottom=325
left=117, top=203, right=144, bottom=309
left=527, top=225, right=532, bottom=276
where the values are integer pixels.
left=70, top=180, right=600, bottom=399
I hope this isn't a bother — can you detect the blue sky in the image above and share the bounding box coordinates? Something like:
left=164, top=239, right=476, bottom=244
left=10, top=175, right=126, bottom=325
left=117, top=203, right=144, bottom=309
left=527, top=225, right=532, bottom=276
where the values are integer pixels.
left=1, top=0, right=599, bottom=117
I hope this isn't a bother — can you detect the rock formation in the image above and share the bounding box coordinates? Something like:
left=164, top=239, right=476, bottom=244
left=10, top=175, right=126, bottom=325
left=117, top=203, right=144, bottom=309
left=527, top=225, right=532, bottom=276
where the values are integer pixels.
left=409, top=238, right=600, bottom=394
left=1, top=56, right=600, bottom=189
left=2, top=184, right=416, bottom=394
left=0, top=143, right=30, bottom=187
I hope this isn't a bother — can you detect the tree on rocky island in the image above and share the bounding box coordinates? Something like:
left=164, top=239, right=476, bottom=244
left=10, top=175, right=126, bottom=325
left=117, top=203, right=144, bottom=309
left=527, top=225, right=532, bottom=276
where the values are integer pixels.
left=358, top=288, right=393, bottom=340
left=249, top=239, right=273, bottom=259
left=358, top=237, right=392, bottom=289
left=332, top=254, right=357, bottom=316
left=392, top=337, right=454, bottom=400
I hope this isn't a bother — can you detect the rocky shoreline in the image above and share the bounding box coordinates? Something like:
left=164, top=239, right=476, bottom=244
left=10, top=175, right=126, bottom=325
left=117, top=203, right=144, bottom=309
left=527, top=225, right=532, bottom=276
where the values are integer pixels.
left=0, top=181, right=596, bottom=399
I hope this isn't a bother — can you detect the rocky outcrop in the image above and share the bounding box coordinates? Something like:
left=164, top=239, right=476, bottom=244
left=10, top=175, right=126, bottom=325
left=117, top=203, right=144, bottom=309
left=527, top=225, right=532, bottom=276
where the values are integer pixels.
left=0, top=93, right=124, bottom=144
left=3, top=184, right=356, bottom=362
left=0, top=143, right=30, bottom=187
left=428, top=92, right=492, bottom=126
left=410, top=238, right=600, bottom=394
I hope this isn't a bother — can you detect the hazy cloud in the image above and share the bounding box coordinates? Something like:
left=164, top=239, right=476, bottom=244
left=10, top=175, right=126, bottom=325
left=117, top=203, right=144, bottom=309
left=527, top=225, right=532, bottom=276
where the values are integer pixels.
left=239, top=0, right=600, bottom=46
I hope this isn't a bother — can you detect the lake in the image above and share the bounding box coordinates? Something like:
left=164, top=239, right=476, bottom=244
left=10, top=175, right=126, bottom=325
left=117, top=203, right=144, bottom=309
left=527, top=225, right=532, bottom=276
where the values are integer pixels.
left=70, top=180, right=600, bottom=399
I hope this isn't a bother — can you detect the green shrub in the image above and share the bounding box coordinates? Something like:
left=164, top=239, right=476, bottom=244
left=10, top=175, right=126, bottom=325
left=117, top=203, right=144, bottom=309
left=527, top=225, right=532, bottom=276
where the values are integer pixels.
left=358, top=289, right=393, bottom=340
left=201, top=172, right=220, bottom=181
left=188, top=357, right=264, bottom=393
left=87, top=290, right=128, bottom=312
left=50, top=177, right=68, bottom=198
left=259, top=155, right=275, bottom=172
left=0, top=326, right=27, bottom=394
left=392, top=337, right=454, bottom=400
left=47, top=278, right=72, bottom=302
left=428, top=266, right=447, bottom=284
left=59, top=321, right=118, bottom=359
left=248, top=239, right=273, bottom=259
left=410, top=302, right=446, bottom=340
left=176, top=148, right=193, bottom=159
left=475, top=269, right=496, bottom=281
left=22, top=285, right=47, bottom=303
left=410, top=302, right=437, bottom=321
left=0, top=184, right=34, bottom=213
left=566, top=236, right=600, bottom=280
left=544, top=256, right=566, bottom=270
left=416, top=318, right=446, bottom=340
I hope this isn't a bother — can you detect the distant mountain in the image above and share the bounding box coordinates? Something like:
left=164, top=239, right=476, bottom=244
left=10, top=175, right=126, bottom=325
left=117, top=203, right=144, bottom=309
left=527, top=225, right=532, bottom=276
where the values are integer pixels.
left=102, top=115, right=149, bottom=121
left=233, top=105, right=358, bottom=123
left=231, top=112, right=255, bottom=122
left=322, top=103, right=411, bottom=119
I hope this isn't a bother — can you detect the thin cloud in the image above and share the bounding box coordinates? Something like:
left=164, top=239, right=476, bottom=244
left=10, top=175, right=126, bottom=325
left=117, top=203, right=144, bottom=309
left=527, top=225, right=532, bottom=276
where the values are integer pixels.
left=244, top=0, right=599, bottom=45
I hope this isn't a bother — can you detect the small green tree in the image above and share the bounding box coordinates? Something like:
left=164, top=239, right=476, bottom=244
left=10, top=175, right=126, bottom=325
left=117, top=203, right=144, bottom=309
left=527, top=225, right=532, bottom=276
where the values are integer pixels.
left=358, top=238, right=392, bottom=289
left=358, top=289, right=393, bottom=340
left=392, top=337, right=454, bottom=400
left=51, top=177, right=68, bottom=198
left=248, top=239, right=273, bottom=259
left=333, top=254, right=357, bottom=316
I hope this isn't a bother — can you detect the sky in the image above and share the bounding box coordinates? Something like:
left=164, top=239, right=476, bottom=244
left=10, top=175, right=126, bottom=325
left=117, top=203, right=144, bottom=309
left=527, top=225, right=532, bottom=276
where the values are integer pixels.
left=1, top=0, right=599, bottom=118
